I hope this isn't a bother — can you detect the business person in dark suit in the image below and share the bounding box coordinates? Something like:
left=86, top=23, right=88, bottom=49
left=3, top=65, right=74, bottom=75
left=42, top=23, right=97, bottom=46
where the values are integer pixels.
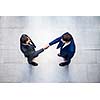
left=48, top=32, right=76, bottom=66
left=20, top=34, right=48, bottom=66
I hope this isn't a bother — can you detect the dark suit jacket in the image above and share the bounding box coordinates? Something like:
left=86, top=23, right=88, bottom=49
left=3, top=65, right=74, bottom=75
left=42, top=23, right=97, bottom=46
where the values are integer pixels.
left=20, top=41, right=36, bottom=58
left=49, top=33, right=76, bottom=60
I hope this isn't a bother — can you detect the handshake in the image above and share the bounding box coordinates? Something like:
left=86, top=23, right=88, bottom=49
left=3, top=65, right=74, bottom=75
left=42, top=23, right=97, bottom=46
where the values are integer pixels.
left=43, top=44, right=50, bottom=50
left=20, top=32, right=75, bottom=66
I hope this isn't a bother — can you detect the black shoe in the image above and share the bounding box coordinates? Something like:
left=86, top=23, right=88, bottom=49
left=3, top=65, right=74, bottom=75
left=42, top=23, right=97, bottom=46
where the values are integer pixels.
left=59, top=62, right=68, bottom=66
left=30, top=62, right=38, bottom=66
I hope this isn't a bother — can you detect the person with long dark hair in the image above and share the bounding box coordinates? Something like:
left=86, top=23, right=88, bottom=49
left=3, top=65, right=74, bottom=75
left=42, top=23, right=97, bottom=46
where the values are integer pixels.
left=20, top=34, right=48, bottom=66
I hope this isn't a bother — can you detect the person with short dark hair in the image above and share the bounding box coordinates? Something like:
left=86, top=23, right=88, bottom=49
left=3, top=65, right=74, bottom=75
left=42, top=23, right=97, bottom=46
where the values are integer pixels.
left=48, top=32, right=76, bottom=66
left=20, top=34, right=48, bottom=66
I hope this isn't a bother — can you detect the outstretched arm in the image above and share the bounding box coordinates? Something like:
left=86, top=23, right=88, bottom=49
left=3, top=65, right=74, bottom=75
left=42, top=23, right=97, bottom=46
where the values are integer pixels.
left=42, top=32, right=70, bottom=50
left=43, top=35, right=62, bottom=50
left=49, top=36, right=62, bottom=46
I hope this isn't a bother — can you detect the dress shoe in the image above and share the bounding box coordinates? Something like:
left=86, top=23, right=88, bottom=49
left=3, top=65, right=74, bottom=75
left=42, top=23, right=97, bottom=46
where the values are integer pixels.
left=30, top=62, right=38, bottom=66
left=59, top=62, right=68, bottom=66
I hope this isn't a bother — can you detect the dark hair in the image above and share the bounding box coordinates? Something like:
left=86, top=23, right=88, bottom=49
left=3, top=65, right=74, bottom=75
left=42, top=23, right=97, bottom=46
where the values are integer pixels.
left=62, top=32, right=72, bottom=42
left=20, top=34, right=29, bottom=44
left=20, top=34, right=36, bottom=48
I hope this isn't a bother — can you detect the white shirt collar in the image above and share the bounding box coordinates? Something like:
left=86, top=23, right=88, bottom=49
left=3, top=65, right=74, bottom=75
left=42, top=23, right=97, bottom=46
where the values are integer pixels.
left=63, top=41, right=71, bottom=48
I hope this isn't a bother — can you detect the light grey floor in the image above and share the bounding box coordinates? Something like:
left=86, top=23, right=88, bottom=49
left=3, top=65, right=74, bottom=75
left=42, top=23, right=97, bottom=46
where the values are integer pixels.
left=0, top=16, right=100, bottom=83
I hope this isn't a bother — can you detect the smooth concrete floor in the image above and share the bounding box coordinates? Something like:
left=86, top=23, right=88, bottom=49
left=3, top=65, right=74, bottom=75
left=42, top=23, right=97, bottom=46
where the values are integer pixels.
left=0, top=16, right=100, bottom=83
